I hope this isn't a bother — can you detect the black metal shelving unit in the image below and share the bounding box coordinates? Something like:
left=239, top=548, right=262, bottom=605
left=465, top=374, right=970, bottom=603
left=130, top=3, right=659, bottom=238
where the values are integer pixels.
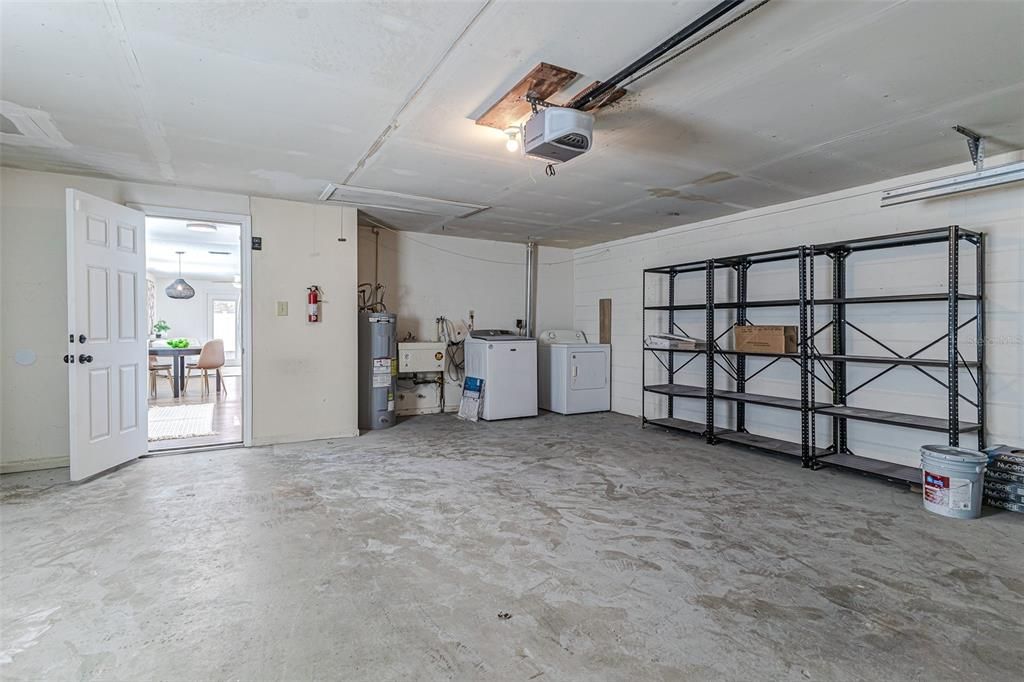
left=641, top=225, right=986, bottom=486
left=805, top=225, right=985, bottom=484
left=642, top=246, right=822, bottom=465
left=642, top=258, right=711, bottom=440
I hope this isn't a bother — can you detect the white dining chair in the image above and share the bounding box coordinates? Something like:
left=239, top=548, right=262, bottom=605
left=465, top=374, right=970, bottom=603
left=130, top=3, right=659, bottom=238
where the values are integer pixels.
left=148, top=355, right=175, bottom=399
left=183, top=339, right=227, bottom=397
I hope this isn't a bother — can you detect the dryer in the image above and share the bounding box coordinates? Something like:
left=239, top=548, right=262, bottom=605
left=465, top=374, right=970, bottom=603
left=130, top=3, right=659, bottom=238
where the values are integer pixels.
left=538, top=330, right=611, bottom=415
left=464, top=331, right=538, bottom=420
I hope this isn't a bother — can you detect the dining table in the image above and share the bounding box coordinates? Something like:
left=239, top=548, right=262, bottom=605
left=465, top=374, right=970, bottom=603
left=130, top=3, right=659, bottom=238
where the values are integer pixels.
left=149, top=346, right=204, bottom=398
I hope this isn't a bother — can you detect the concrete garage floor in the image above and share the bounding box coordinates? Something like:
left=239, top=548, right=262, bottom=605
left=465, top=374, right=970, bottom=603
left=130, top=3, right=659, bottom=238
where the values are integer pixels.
left=2, top=413, right=1022, bottom=681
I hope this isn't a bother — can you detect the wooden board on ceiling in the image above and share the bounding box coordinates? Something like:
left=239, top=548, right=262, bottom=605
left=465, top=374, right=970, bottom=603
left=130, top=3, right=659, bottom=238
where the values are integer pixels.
left=476, top=62, right=579, bottom=130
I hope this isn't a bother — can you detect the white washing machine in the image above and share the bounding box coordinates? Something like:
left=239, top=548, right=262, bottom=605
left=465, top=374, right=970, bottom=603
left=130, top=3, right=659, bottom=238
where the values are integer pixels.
left=464, top=331, right=538, bottom=420
left=538, top=330, right=611, bottom=414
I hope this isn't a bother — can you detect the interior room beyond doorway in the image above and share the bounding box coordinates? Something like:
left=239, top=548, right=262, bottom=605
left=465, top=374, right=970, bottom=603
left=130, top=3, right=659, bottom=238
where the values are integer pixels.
left=145, top=216, right=244, bottom=451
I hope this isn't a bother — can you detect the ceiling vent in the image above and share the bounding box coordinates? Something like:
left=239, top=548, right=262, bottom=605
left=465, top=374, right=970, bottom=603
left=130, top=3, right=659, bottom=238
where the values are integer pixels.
left=0, top=114, right=21, bottom=135
left=319, top=184, right=488, bottom=219
left=0, top=100, right=71, bottom=148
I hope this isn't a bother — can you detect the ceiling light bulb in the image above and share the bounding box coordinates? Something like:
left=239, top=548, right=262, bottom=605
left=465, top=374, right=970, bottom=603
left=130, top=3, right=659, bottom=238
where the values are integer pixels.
left=504, top=128, right=519, bottom=153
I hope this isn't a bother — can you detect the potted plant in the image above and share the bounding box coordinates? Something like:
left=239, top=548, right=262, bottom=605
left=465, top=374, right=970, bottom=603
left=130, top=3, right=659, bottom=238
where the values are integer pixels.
left=153, top=320, right=170, bottom=338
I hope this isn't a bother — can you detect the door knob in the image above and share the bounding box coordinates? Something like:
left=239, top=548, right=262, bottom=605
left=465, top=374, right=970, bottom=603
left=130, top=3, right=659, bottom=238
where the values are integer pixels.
left=78, top=334, right=87, bottom=344
left=63, top=354, right=75, bottom=364
left=78, top=354, right=94, bottom=364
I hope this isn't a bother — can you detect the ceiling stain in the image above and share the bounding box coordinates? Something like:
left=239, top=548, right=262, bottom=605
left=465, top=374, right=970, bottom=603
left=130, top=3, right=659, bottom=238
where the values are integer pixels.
left=646, top=187, right=725, bottom=205
left=693, top=171, right=738, bottom=185
left=680, top=193, right=725, bottom=205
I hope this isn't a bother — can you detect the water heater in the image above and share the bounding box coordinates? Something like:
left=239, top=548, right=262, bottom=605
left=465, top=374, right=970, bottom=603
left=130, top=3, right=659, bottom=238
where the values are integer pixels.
left=358, top=312, right=397, bottom=430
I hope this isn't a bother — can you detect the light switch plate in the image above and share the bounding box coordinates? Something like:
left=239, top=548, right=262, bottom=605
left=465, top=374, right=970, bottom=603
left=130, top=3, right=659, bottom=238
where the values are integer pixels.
left=276, top=301, right=288, bottom=316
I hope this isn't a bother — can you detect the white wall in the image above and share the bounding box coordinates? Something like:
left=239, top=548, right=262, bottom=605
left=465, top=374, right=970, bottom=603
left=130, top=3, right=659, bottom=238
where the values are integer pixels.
left=574, top=153, right=1024, bottom=468
left=250, top=198, right=359, bottom=444
left=0, top=167, right=359, bottom=471
left=357, top=226, right=574, bottom=412
left=152, top=276, right=240, bottom=346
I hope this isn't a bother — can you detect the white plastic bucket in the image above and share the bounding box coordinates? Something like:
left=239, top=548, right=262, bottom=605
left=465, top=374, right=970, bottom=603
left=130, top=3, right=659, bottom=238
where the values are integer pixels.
left=921, top=445, right=988, bottom=519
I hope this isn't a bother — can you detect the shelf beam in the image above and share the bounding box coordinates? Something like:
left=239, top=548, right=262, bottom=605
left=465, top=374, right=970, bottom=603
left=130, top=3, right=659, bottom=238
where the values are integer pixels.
left=644, top=384, right=828, bottom=411
left=814, top=405, right=979, bottom=433
left=645, top=292, right=980, bottom=312
left=717, top=431, right=829, bottom=459
left=817, top=453, right=920, bottom=485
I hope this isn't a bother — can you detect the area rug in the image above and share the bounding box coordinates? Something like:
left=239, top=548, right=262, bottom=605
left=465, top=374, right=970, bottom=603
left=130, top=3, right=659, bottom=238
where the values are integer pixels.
left=148, top=403, right=217, bottom=441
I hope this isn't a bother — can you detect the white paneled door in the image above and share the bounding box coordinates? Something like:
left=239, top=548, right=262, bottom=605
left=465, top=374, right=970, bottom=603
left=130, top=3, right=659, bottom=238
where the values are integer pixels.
left=66, top=190, right=148, bottom=481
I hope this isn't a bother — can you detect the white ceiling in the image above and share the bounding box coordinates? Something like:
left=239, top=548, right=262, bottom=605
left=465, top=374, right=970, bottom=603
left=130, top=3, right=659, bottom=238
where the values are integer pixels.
left=2, top=1, right=1022, bottom=247
left=146, top=217, right=241, bottom=280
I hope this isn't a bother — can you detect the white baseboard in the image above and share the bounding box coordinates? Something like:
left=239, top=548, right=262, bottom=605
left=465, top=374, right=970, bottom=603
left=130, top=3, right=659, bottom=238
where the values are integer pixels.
left=1, top=456, right=69, bottom=474
left=252, top=429, right=360, bottom=447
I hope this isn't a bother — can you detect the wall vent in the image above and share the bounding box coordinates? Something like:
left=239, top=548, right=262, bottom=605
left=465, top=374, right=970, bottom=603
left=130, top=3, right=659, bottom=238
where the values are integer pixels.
left=0, top=114, right=22, bottom=135
left=0, top=100, right=72, bottom=148
left=319, top=183, right=488, bottom=219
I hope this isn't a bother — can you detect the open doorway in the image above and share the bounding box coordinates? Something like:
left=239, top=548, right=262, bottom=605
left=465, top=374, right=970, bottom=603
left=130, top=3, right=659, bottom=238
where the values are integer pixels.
left=144, top=214, right=247, bottom=451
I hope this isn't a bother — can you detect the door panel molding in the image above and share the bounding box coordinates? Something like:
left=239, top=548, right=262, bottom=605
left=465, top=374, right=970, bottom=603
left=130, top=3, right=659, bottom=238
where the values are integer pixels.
left=119, top=364, right=139, bottom=432
left=88, top=367, right=111, bottom=442
left=86, top=215, right=108, bottom=246
left=86, top=266, right=111, bottom=342
left=117, top=270, right=138, bottom=341
left=116, top=223, right=137, bottom=253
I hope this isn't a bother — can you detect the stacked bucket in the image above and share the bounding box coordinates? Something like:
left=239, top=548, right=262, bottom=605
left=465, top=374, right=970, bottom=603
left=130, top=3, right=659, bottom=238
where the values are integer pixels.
left=984, top=445, right=1024, bottom=514
left=921, top=445, right=989, bottom=519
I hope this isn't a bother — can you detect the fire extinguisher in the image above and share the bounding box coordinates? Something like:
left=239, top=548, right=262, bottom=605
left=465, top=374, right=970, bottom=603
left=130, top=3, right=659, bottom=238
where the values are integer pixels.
left=307, top=285, right=323, bottom=323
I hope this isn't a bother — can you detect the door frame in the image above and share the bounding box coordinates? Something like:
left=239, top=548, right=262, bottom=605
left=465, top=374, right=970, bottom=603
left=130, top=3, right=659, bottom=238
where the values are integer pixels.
left=129, top=204, right=253, bottom=447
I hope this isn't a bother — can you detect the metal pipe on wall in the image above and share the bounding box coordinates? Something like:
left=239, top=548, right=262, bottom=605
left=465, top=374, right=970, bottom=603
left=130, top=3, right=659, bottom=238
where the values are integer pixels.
left=525, top=241, right=537, bottom=337
left=372, top=226, right=380, bottom=288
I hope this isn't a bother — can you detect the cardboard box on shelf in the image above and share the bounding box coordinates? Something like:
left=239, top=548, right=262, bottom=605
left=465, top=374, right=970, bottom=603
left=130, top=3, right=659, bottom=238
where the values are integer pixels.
left=733, top=325, right=797, bottom=354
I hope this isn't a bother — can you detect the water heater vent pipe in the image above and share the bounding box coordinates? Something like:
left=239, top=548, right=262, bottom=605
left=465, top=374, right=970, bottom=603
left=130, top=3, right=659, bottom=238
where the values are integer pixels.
left=525, top=241, right=537, bottom=337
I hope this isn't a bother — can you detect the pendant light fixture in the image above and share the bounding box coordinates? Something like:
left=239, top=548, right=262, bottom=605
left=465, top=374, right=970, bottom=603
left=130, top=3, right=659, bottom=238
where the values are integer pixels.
left=165, top=251, right=195, bottom=299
